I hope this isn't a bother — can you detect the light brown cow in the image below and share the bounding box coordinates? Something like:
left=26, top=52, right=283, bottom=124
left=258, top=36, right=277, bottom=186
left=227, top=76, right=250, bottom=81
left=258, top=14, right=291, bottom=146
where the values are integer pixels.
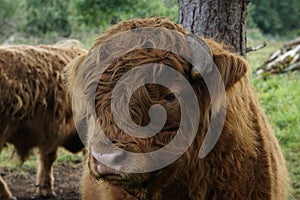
left=0, top=44, right=86, bottom=199
left=66, top=17, right=290, bottom=200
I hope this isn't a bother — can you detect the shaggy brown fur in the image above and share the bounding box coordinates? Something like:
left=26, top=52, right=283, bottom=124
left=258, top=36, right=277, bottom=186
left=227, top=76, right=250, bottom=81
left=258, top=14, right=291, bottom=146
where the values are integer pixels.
left=66, top=17, right=289, bottom=200
left=0, top=44, right=86, bottom=199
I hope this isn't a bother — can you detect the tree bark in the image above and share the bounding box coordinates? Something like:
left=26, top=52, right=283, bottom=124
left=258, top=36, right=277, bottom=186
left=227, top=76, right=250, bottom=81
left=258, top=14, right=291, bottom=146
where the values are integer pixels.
left=178, top=0, right=250, bottom=56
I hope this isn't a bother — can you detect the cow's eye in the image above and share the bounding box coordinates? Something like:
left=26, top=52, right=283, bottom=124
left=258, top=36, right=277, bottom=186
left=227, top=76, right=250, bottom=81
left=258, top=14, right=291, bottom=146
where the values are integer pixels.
left=164, top=93, right=176, bottom=101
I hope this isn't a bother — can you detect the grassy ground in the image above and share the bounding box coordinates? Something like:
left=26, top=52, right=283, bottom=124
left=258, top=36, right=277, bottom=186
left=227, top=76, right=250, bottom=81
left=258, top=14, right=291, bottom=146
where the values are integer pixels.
left=0, top=145, right=82, bottom=175
left=247, top=30, right=300, bottom=199
left=251, top=73, right=300, bottom=200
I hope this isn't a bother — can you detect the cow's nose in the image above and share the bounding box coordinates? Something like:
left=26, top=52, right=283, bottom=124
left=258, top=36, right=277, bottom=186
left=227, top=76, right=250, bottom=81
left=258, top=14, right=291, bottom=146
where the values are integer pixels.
left=92, top=149, right=128, bottom=167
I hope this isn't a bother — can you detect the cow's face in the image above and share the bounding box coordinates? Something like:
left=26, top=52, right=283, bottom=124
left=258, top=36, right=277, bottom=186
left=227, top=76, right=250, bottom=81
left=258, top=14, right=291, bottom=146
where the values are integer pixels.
left=87, top=52, right=200, bottom=196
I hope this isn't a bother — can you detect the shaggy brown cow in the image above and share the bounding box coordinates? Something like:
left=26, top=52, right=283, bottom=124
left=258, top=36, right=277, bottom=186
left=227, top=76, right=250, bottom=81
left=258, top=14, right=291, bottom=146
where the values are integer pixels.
left=0, top=44, right=86, bottom=199
left=66, top=17, right=289, bottom=200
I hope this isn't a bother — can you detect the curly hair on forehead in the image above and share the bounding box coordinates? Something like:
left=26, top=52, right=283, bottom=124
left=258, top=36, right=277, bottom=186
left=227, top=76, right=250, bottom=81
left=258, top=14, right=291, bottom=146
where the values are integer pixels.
left=92, top=17, right=189, bottom=49
left=73, top=21, right=194, bottom=113
left=65, top=17, right=289, bottom=200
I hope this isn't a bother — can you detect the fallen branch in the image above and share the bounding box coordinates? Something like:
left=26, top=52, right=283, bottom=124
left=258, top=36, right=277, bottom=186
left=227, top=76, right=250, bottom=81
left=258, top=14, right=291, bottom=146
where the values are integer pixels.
left=246, top=42, right=267, bottom=53
left=255, top=38, right=300, bottom=78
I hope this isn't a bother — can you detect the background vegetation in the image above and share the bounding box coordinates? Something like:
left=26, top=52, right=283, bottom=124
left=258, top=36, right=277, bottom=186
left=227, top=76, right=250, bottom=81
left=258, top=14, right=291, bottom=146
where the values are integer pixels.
left=0, top=0, right=299, bottom=199
left=247, top=30, right=299, bottom=199
left=0, top=0, right=299, bottom=45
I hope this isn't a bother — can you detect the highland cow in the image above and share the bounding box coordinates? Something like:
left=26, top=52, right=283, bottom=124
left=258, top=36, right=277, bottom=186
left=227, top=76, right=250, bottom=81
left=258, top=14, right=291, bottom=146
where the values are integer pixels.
left=0, top=43, right=86, bottom=199
left=66, top=17, right=289, bottom=200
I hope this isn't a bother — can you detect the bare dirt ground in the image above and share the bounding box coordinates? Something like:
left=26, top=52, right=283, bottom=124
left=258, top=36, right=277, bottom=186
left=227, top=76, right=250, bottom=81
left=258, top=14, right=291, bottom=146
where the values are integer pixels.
left=1, top=162, right=83, bottom=200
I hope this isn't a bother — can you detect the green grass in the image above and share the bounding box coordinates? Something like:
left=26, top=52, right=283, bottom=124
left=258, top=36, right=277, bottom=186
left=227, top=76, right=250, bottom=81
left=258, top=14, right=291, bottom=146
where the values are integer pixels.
left=0, top=145, right=83, bottom=177
left=0, top=146, right=37, bottom=177
left=251, top=73, right=300, bottom=199
left=247, top=31, right=300, bottom=199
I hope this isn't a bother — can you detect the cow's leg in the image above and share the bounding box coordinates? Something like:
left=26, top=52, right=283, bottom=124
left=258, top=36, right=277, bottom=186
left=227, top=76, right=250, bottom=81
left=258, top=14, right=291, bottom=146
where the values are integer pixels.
left=0, top=176, right=16, bottom=200
left=35, top=147, right=58, bottom=198
left=0, top=131, right=15, bottom=200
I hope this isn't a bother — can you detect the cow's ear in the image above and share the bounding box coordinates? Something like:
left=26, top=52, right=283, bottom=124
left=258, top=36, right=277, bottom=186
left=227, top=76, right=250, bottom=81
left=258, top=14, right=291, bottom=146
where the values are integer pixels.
left=188, top=36, right=248, bottom=89
left=63, top=53, right=87, bottom=94
left=205, top=39, right=248, bottom=89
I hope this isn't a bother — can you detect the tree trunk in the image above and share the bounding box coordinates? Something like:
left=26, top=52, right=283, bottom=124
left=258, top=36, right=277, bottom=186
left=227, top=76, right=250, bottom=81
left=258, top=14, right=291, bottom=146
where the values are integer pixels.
left=178, top=0, right=250, bottom=56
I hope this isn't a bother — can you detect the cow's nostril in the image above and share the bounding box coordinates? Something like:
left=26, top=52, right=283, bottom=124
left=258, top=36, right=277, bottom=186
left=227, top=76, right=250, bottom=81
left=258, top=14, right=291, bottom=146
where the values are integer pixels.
left=113, top=151, right=127, bottom=165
